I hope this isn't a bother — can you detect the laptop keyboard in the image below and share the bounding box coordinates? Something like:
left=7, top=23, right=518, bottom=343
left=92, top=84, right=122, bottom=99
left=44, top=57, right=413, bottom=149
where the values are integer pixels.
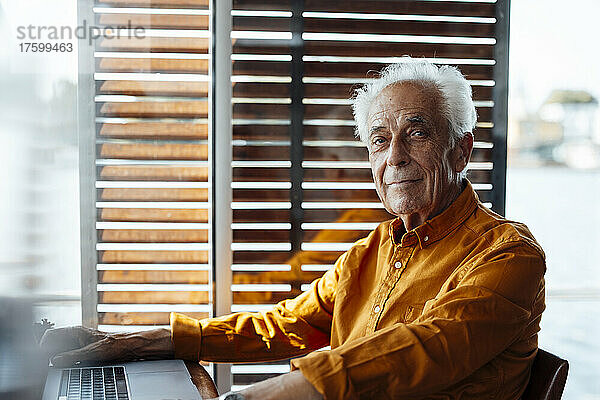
left=58, top=366, right=129, bottom=400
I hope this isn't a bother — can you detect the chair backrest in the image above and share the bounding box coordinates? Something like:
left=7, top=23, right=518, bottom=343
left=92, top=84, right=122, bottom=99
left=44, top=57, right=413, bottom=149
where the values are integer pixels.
left=184, top=361, right=219, bottom=400
left=522, top=348, right=569, bottom=400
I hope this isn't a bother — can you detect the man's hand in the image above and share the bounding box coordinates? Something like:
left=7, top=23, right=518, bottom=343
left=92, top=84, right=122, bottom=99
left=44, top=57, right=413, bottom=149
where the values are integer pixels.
left=216, top=370, right=322, bottom=400
left=40, top=326, right=174, bottom=367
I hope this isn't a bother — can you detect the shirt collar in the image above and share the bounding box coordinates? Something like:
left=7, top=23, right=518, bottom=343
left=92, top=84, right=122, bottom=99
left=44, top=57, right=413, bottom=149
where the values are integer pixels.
left=388, top=180, right=479, bottom=248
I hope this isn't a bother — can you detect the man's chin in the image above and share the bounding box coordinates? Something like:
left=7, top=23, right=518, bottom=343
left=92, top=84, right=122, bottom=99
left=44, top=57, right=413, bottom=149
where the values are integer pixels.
left=384, top=201, right=426, bottom=217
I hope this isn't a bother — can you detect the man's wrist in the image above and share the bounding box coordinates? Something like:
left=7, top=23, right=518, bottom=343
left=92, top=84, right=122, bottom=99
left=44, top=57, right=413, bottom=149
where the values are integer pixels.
left=117, top=328, right=174, bottom=359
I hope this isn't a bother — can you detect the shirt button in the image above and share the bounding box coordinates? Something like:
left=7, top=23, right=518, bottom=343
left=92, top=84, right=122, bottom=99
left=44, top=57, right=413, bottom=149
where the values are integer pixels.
left=394, top=261, right=402, bottom=269
left=424, top=236, right=429, bottom=242
left=373, top=305, right=381, bottom=313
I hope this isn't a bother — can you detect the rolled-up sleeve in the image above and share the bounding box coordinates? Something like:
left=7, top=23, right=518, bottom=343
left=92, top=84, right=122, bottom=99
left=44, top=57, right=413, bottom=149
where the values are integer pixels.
left=169, top=252, right=345, bottom=362
left=291, top=241, right=546, bottom=399
left=170, top=312, right=202, bottom=361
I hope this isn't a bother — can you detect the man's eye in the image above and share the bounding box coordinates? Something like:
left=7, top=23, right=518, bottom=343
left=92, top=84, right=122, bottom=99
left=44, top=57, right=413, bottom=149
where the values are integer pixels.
left=411, top=130, right=426, bottom=138
left=372, top=137, right=386, bottom=145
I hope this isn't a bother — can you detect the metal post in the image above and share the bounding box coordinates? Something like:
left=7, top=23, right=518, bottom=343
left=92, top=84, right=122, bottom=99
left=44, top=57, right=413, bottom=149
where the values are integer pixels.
left=210, top=0, right=233, bottom=393
left=290, top=0, right=305, bottom=271
left=77, top=0, right=98, bottom=329
left=491, top=0, right=511, bottom=216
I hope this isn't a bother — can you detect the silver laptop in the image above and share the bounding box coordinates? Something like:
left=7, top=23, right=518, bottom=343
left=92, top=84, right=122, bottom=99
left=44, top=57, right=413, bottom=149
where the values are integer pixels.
left=43, top=359, right=203, bottom=400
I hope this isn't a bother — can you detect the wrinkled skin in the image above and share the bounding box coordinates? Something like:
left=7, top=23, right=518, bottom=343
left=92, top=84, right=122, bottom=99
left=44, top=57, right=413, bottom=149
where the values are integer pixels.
left=40, top=326, right=173, bottom=367
left=367, top=81, right=473, bottom=230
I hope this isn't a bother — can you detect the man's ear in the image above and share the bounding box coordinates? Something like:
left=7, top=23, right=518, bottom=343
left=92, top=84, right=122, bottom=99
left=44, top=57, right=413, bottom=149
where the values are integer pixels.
left=455, top=132, right=474, bottom=173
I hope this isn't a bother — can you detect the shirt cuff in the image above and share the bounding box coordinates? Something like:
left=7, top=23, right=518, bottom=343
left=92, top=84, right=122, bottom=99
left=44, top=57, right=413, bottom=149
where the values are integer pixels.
left=169, top=312, right=202, bottom=361
left=290, top=350, right=348, bottom=400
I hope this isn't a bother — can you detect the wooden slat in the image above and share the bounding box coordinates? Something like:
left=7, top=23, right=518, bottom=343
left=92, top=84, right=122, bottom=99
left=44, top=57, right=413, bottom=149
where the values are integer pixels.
left=96, top=0, right=209, bottom=8
left=97, top=14, right=209, bottom=30
left=233, top=230, right=289, bottom=242
left=233, top=146, right=289, bottom=161
left=232, top=41, right=291, bottom=55
left=233, top=210, right=290, bottom=223
left=303, top=104, right=493, bottom=121
left=99, top=122, right=208, bottom=139
left=304, top=62, right=494, bottom=80
left=233, top=291, right=298, bottom=304
left=234, top=125, right=289, bottom=141
left=232, top=187, right=380, bottom=203
left=303, top=189, right=380, bottom=202
left=233, top=16, right=290, bottom=32
left=233, top=103, right=289, bottom=119
left=303, top=168, right=373, bottom=182
left=99, top=270, right=209, bottom=283
left=233, top=189, right=289, bottom=202
left=99, top=143, right=209, bottom=160
left=233, top=83, right=289, bottom=98
left=99, top=188, right=209, bottom=201
left=232, top=61, right=290, bottom=76
left=97, top=81, right=209, bottom=97
left=99, top=312, right=208, bottom=325
left=97, top=58, right=209, bottom=73
left=233, top=0, right=494, bottom=16
left=233, top=271, right=323, bottom=285
left=304, top=41, right=494, bottom=59
left=467, top=169, right=493, bottom=182
left=99, top=101, right=208, bottom=118
left=303, top=84, right=493, bottom=100
left=99, top=166, right=209, bottom=181
left=302, top=209, right=393, bottom=223
left=100, top=250, right=209, bottom=263
left=232, top=0, right=290, bottom=11
left=302, top=229, right=371, bottom=244
left=100, top=209, right=209, bottom=222
left=233, top=250, right=343, bottom=264
left=303, top=146, right=366, bottom=161
left=302, top=0, right=496, bottom=17
left=101, top=230, right=209, bottom=242
left=304, top=18, right=495, bottom=38
left=100, top=291, right=209, bottom=304
left=233, top=167, right=289, bottom=181
left=97, top=37, right=209, bottom=53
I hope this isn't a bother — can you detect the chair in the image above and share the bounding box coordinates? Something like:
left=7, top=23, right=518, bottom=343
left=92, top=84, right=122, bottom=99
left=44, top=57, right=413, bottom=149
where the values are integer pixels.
left=522, top=349, right=569, bottom=400
left=184, top=361, right=219, bottom=400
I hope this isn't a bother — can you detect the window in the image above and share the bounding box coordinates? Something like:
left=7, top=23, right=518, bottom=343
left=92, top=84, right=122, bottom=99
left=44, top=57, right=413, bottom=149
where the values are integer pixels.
left=79, top=0, right=510, bottom=391
left=507, top=1, right=600, bottom=397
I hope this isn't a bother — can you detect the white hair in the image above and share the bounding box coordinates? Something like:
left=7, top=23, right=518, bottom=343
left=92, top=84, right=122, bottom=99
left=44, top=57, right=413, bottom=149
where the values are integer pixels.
left=352, top=58, right=477, bottom=148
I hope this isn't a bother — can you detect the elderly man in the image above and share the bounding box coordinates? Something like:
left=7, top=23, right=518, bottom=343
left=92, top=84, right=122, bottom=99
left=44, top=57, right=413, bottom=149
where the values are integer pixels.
left=43, top=59, right=546, bottom=400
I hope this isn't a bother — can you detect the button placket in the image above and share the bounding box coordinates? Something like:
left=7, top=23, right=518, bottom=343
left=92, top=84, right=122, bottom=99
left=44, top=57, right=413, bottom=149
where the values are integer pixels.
left=372, top=248, right=413, bottom=329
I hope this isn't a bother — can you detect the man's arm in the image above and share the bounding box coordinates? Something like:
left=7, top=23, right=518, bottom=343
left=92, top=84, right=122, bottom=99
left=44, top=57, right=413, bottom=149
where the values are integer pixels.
left=41, top=326, right=173, bottom=366
left=289, top=241, right=546, bottom=400
left=170, top=254, right=343, bottom=363
left=42, top=251, right=344, bottom=367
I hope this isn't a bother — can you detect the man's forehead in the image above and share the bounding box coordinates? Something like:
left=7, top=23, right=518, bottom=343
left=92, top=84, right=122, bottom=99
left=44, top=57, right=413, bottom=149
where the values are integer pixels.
left=367, top=83, right=442, bottom=129
left=368, top=110, right=431, bottom=128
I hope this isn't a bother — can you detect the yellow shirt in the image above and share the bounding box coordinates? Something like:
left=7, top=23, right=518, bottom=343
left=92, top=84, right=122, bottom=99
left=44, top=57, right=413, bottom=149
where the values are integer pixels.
left=170, top=181, right=546, bottom=399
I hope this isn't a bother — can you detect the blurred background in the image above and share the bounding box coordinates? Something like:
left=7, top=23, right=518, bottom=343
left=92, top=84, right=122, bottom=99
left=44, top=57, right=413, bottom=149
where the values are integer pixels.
left=0, top=0, right=598, bottom=398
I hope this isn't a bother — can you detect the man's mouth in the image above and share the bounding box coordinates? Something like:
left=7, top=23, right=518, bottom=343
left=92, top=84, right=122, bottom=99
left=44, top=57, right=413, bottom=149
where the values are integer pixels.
left=386, top=178, right=422, bottom=186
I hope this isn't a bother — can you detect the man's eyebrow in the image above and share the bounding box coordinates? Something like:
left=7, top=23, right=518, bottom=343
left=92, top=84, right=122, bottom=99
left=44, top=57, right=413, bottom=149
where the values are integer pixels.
left=368, top=126, right=386, bottom=135
left=406, top=116, right=426, bottom=124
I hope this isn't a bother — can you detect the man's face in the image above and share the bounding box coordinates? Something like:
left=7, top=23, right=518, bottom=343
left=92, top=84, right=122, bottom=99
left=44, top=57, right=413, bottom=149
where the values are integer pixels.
left=367, top=81, right=467, bottom=220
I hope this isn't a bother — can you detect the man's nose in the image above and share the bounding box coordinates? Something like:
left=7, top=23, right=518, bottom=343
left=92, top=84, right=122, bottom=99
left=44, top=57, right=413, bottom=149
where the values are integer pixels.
left=386, top=136, right=410, bottom=166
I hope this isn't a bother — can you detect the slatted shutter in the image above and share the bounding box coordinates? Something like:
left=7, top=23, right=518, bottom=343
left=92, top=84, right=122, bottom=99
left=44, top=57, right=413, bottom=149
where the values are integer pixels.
left=90, top=0, right=212, bottom=332
left=229, top=0, right=508, bottom=390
